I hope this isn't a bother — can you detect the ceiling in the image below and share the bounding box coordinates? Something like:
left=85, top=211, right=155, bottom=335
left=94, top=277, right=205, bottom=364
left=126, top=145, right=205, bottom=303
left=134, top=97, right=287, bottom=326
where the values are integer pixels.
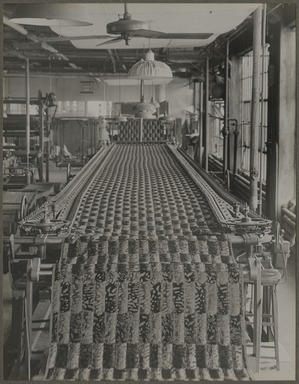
left=3, top=3, right=259, bottom=79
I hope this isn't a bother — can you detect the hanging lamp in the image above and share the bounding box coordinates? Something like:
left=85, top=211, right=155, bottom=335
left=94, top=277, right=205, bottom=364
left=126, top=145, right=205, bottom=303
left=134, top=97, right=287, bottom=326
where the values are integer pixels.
left=115, top=113, right=127, bottom=122
left=128, top=49, right=173, bottom=80
left=133, top=97, right=156, bottom=119
left=9, top=3, right=92, bottom=26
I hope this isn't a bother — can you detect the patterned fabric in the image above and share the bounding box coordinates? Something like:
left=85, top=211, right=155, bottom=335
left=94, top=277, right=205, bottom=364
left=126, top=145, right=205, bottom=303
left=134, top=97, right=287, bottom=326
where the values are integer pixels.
left=45, top=144, right=250, bottom=381
left=143, top=120, right=174, bottom=142
left=117, top=121, right=140, bottom=142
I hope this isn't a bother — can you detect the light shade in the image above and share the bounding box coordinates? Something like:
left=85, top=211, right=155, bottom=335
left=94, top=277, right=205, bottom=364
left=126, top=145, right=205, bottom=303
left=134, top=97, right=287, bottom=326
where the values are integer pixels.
left=135, top=111, right=155, bottom=119
left=134, top=100, right=156, bottom=114
left=9, top=4, right=92, bottom=26
left=128, top=49, right=173, bottom=80
left=115, top=114, right=127, bottom=122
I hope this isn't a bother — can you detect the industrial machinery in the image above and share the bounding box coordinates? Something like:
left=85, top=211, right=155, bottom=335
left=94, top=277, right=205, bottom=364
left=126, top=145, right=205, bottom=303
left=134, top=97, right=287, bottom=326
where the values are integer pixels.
left=4, top=122, right=290, bottom=380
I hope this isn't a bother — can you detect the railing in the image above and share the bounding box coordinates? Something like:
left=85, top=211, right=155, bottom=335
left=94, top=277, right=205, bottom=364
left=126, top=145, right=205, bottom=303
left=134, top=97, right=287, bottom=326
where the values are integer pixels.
left=208, top=155, right=267, bottom=215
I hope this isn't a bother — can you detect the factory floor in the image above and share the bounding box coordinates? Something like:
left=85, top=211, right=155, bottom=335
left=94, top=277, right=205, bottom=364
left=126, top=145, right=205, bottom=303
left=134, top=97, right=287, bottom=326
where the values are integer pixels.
left=2, top=160, right=297, bottom=381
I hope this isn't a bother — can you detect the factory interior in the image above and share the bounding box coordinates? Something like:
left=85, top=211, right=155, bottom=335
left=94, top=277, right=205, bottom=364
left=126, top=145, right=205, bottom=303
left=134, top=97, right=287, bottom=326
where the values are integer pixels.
left=1, top=2, right=297, bottom=382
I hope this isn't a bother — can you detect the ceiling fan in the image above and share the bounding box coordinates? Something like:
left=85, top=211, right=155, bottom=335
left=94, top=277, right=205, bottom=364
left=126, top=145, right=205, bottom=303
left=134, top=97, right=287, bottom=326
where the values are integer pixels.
left=40, top=3, right=213, bottom=46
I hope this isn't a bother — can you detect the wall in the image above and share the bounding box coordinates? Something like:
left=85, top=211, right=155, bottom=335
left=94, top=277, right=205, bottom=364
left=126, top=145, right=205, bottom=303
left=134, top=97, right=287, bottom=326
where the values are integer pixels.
left=277, top=26, right=296, bottom=216
left=167, top=78, right=193, bottom=119
left=4, top=75, right=192, bottom=120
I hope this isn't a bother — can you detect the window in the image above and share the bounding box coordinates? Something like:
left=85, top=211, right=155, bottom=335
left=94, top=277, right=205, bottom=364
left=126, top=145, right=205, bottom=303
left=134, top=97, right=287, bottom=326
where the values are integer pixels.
left=239, top=48, right=269, bottom=183
left=210, top=101, right=224, bottom=160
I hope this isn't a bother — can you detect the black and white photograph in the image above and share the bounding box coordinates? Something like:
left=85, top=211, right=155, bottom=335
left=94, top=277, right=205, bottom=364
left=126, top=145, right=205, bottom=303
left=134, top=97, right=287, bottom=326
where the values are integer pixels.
left=1, top=1, right=297, bottom=382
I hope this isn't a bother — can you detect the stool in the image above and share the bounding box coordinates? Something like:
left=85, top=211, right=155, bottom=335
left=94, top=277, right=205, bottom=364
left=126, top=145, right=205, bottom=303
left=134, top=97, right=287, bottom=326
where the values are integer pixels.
left=242, top=257, right=282, bottom=372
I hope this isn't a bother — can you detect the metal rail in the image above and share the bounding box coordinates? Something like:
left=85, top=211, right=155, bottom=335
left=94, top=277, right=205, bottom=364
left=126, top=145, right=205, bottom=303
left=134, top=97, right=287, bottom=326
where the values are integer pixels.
left=22, top=145, right=113, bottom=223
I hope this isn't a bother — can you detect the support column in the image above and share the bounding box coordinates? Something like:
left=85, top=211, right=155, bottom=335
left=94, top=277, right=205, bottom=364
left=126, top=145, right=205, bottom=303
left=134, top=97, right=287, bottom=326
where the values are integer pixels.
left=228, top=56, right=242, bottom=172
left=25, top=58, right=30, bottom=185
left=276, top=25, right=296, bottom=219
left=156, top=83, right=166, bottom=102
left=198, top=81, right=204, bottom=166
left=204, top=57, right=210, bottom=171
left=249, top=7, right=262, bottom=211
left=193, top=81, right=197, bottom=114
left=140, top=79, right=144, bottom=101
left=38, top=90, right=44, bottom=182
left=45, top=108, right=50, bottom=182
left=258, top=4, right=267, bottom=215
left=98, top=117, right=106, bottom=147
left=223, top=40, right=230, bottom=176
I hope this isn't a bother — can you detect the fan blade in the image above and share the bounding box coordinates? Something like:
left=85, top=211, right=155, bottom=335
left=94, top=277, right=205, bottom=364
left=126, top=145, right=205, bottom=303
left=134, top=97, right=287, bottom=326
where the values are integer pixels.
left=156, top=32, right=213, bottom=39
left=39, top=35, right=113, bottom=43
left=130, top=30, right=213, bottom=39
left=96, top=36, right=123, bottom=47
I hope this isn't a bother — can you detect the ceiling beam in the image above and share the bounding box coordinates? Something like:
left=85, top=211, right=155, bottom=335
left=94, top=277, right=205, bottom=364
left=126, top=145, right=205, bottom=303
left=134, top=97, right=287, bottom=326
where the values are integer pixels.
left=3, top=71, right=131, bottom=78
left=3, top=48, right=27, bottom=60
left=3, top=15, right=82, bottom=71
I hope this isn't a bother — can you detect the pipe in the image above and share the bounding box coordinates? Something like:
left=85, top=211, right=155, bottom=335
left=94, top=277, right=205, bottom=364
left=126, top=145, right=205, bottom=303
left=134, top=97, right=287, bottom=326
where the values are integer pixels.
left=282, top=215, right=295, bottom=229
left=281, top=206, right=296, bottom=222
left=204, top=57, right=209, bottom=171
left=249, top=6, right=263, bottom=211
left=45, top=108, right=51, bottom=182
left=38, top=90, right=44, bottom=182
left=140, top=79, right=144, bottom=101
left=108, top=50, right=116, bottom=73
left=258, top=4, right=267, bottom=215
left=3, top=16, right=81, bottom=71
left=233, top=122, right=240, bottom=179
left=25, top=58, right=31, bottom=185
left=193, top=81, right=196, bottom=114
left=199, top=81, right=203, bottom=166
left=223, top=40, right=230, bottom=176
left=226, top=233, right=273, bottom=245
left=82, top=123, right=84, bottom=162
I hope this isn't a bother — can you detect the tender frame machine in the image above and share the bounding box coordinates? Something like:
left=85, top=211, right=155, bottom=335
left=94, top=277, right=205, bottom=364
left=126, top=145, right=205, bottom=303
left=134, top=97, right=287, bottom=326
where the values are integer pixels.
left=5, top=124, right=290, bottom=379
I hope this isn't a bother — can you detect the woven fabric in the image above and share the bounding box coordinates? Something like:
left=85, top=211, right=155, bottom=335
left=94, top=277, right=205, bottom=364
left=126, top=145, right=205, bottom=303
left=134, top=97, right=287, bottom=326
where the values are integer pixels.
left=117, top=121, right=140, bottom=142
left=143, top=121, right=173, bottom=142
left=45, top=144, right=250, bottom=381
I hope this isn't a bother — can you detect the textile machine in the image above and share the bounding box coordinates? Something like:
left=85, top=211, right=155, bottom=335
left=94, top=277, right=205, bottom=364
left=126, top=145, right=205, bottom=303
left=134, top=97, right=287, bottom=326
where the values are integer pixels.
left=6, top=121, right=290, bottom=380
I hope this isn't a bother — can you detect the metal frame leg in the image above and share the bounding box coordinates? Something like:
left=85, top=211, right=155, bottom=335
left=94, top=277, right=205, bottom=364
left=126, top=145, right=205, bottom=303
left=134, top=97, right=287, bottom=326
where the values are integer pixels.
left=262, top=286, right=271, bottom=341
left=10, top=291, right=26, bottom=374
left=272, top=285, right=280, bottom=370
left=253, top=258, right=262, bottom=372
left=25, top=260, right=33, bottom=379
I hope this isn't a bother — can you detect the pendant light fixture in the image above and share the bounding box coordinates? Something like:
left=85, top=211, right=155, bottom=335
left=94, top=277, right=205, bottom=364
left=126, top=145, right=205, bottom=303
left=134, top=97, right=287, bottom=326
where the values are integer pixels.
left=9, top=3, right=92, bottom=26
left=115, top=114, right=128, bottom=122
left=128, top=49, right=173, bottom=80
left=134, top=99, right=156, bottom=119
